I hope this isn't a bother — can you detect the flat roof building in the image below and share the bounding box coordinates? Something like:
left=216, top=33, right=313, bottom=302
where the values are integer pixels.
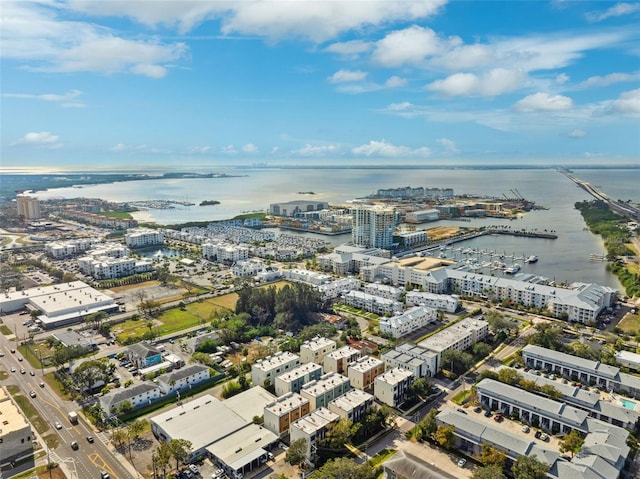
left=328, top=389, right=374, bottom=423
left=251, top=351, right=300, bottom=389
left=323, top=345, right=360, bottom=375
left=379, top=305, right=437, bottom=339
left=299, top=337, right=336, bottom=364
left=382, top=342, right=438, bottom=378
left=263, top=393, right=311, bottom=437
left=300, top=372, right=351, bottom=410
left=374, top=367, right=414, bottom=408
left=0, top=388, right=33, bottom=463
left=274, top=362, right=323, bottom=397
left=289, top=407, right=339, bottom=459
left=347, top=356, right=385, bottom=391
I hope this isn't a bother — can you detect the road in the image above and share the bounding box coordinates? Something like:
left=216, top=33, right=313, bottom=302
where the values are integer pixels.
left=0, top=330, right=136, bottom=479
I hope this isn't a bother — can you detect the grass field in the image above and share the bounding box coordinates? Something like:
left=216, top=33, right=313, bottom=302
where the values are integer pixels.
left=0, top=325, right=13, bottom=335
left=99, top=210, right=133, bottom=219
left=618, top=313, right=640, bottom=334
left=12, top=393, right=50, bottom=434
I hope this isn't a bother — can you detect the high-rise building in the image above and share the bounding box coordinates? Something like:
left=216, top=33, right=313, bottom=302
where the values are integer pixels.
left=16, top=195, right=41, bottom=220
left=351, top=205, right=395, bottom=249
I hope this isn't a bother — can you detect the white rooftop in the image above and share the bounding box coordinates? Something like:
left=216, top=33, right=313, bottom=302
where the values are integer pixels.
left=265, top=393, right=309, bottom=415
left=376, top=367, right=414, bottom=386
left=349, top=356, right=383, bottom=373
left=290, top=407, right=339, bottom=435
left=253, top=351, right=300, bottom=372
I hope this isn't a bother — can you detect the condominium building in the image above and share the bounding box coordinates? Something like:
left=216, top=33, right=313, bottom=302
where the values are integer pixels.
left=263, top=393, right=311, bottom=436
left=16, top=195, right=41, bottom=220
left=363, top=283, right=403, bottom=300
left=0, top=388, right=34, bottom=463
left=299, top=337, right=337, bottom=364
left=347, top=356, right=385, bottom=391
left=156, top=365, right=210, bottom=395
left=300, top=372, right=351, bottom=410
left=405, top=291, right=459, bottom=313
left=328, top=389, right=374, bottom=422
left=78, top=255, right=153, bottom=280
left=269, top=200, right=329, bottom=217
left=374, top=367, right=414, bottom=407
left=283, top=269, right=332, bottom=286
left=379, top=306, right=437, bottom=339
left=289, top=408, right=340, bottom=458
left=251, top=352, right=300, bottom=388
left=274, top=362, right=323, bottom=397
left=352, top=205, right=396, bottom=249
left=382, top=343, right=438, bottom=378
left=324, top=346, right=360, bottom=374
left=417, top=317, right=489, bottom=371
left=341, top=290, right=403, bottom=315
left=100, top=383, right=162, bottom=417
left=202, top=243, right=249, bottom=263
left=125, top=227, right=164, bottom=248
left=405, top=209, right=440, bottom=223
left=316, top=277, right=361, bottom=301
left=45, top=238, right=97, bottom=259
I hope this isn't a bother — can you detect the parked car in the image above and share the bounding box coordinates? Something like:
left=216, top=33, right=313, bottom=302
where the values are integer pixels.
left=522, top=425, right=530, bottom=433
left=493, top=413, right=503, bottom=422
left=457, top=458, right=467, bottom=467
left=188, top=464, right=198, bottom=474
left=100, top=472, right=111, bottom=479
left=540, top=433, right=549, bottom=441
left=535, top=430, right=542, bottom=439
left=473, top=406, right=482, bottom=413
left=456, top=408, right=468, bottom=415
left=484, top=410, right=492, bottom=417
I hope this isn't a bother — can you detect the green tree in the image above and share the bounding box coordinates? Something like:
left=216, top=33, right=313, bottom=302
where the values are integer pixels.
left=72, top=359, right=109, bottom=395
left=497, top=368, right=521, bottom=385
left=478, top=443, right=506, bottom=467
left=472, top=464, right=507, bottom=479
left=441, top=349, right=474, bottom=375
left=155, top=441, right=173, bottom=478
left=485, top=311, right=513, bottom=334
left=559, top=430, right=584, bottom=458
left=409, top=377, right=431, bottom=400
left=127, top=419, right=148, bottom=440
left=539, top=384, right=562, bottom=400
left=472, top=341, right=493, bottom=358
left=434, top=424, right=456, bottom=449
left=168, top=438, right=193, bottom=473
left=528, top=323, right=564, bottom=351
left=285, top=438, right=307, bottom=467
left=320, top=418, right=358, bottom=449
left=312, top=457, right=376, bottom=479
left=511, top=454, right=549, bottom=479
left=416, top=408, right=438, bottom=441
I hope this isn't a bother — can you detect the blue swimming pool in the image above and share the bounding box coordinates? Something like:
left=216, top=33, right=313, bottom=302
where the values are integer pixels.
left=621, top=399, right=637, bottom=410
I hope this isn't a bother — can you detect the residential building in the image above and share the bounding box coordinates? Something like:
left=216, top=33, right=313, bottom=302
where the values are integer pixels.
left=156, top=365, right=210, bottom=395
left=363, top=283, right=403, bottom=300
left=615, top=350, right=640, bottom=371
left=393, top=230, right=429, bottom=249
left=263, top=393, right=311, bottom=436
left=283, top=269, right=332, bottom=286
left=78, top=255, right=153, bottom=280
left=316, top=277, right=361, bottom=301
left=16, top=195, right=41, bottom=220
left=275, top=362, right=323, bottom=397
left=405, top=291, right=459, bottom=313
left=251, top=352, right=300, bottom=389
left=45, top=238, right=97, bottom=258
left=0, top=388, right=33, bottom=463
left=203, top=242, right=249, bottom=263
left=417, top=316, right=489, bottom=371
left=125, top=227, right=164, bottom=248
left=347, top=356, right=385, bottom=391
left=352, top=205, right=396, bottom=249
left=379, top=306, right=437, bottom=339
left=382, top=343, right=438, bottom=378
left=269, top=200, right=329, bottom=217
left=374, top=367, right=414, bottom=407
left=341, top=290, right=403, bottom=315
left=299, top=337, right=336, bottom=364
left=231, top=258, right=265, bottom=277
left=101, top=383, right=161, bottom=417
left=127, top=343, right=163, bottom=369
left=383, top=451, right=456, bottom=479
left=324, top=346, right=360, bottom=374
left=289, top=407, right=340, bottom=458
left=328, top=389, right=374, bottom=422
left=300, top=372, right=351, bottom=410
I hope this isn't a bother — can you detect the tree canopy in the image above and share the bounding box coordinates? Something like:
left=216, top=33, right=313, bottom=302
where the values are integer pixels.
left=312, top=457, right=376, bottom=479
left=285, top=438, right=307, bottom=467
left=472, top=464, right=507, bottom=479
left=512, top=454, right=549, bottom=479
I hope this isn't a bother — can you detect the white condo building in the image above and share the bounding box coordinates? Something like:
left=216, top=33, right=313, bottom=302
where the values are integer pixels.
left=283, top=269, right=332, bottom=286
left=352, top=205, right=396, bottom=249
left=374, top=367, right=414, bottom=407
left=316, top=277, right=361, bottom=301
left=328, top=389, right=375, bottom=422
left=274, top=362, right=323, bottom=397
left=299, top=337, right=336, bottom=364
left=45, top=238, right=97, bottom=259
left=382, top=343, right=438, bottom=378
left=341, top=290, right=403, bottom=315
left=379, top=306, right=437, bottom=339
left=363, top=283, right=403, bottom=300
left=125, top=228, right=164, bottom=248
left=251, top=352, right=300, bottom=388
left=405, top=291, right=459, bottom=313
left=324, top=346, right=361, bottom=374
left=203, top=243, right=249, bottom=263
left=289, top=408, right=339, bottom=459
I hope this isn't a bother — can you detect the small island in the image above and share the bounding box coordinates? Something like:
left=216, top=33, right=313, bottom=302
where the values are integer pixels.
left=199, top=200, right=221, bottom=206
left=298, top=191, right=316, bottom=195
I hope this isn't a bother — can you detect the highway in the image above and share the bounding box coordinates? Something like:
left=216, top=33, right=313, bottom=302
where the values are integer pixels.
left=0, top=322, right=136, bottom=479
left=565, top=173, right=640, bottom=220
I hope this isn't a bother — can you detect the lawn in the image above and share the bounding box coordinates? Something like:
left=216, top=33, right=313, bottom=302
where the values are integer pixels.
left=618, top=313, right=640, bottom=334
left=12, top=393, right=50, bottom=434
left=208, top=293, right=240, bottom=311
left=110, top=280, right=160, bottom=293
left=99, top=210, right=133, bottom=219
left=451, top=390, right=471, bottom=405
left=0, top=324, right=13, bottom=335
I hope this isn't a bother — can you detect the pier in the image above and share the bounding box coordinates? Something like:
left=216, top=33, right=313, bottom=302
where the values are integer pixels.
left=484, top=228, right=558, bottom=239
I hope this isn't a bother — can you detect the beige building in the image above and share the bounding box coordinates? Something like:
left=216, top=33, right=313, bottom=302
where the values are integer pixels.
left=300, top=372, right=351, bottom=410
left=347, top=356, right=385, bottom=391
left=16, top=195, right=41, bottom=220
left=328, top=389, right=375, bottom=422
left=0, top=388, right=34, bottom=464
left=374, top=367, right=414, bottom=407
left=263, top=393, right=311, bottom=437
left=324, top=345, right=361, bottom=374
left=299, top=337, right=336, bottom=364
left=251, top=351, right=300, bottom=388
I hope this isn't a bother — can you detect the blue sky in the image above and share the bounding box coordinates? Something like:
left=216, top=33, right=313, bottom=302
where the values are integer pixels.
left=1, top=0, right=639, bottom=169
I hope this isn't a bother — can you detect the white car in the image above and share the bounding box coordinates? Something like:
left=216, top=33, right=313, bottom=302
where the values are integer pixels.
left=55, top=422, right=63, bottom=430
left=457, top=458, right=467, bottom=468
left=188, top=464, right=198, bottom=474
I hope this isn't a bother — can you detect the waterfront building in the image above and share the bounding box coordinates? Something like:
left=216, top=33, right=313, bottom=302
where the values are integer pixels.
left=125, top=227, right=164, bottom=248
left=405, top=209, right=440, bottom=223
left=317, top=245, right=391, bottom=276
left=522, top=345, right=640, bottom=398
left=393, top=229, right=429, bottom=248
left=251, top=352, right=300, bottom=389
left=341, top=290, right=403, bottom=315
left=203, top=242, right=249, bottom=263
left=328, top=389, right=374, bottom=422
left=289, top=408, right=339, bottom=458
left=379, top=306, right=437, bottom=339
left=405, top=291, right=459, bottom=313
left=347, top=356, right=385, bottom=391
left=299, top=337, right=336, bottom=364
left=417, top=316, right=489, bottom=371
left=0, top=388, right=33, bottom=464
left=269, top=200, right=329, bottom=217
left=324, top=346, right=360, bottom=374
left=374, top=367, right=414, bottom=407
left=300, top=372, right=351, bottom=410
left=352, top=205, right=396, bottom=249
left=382, top=343, right=438, bottom=378
left=16, top=195, right=41, bottom=220
left=275, top=362, right=323, bottom=397
left=263, top=393, right=311, bottom=436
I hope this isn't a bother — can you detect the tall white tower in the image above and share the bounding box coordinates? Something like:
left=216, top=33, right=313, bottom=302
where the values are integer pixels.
left=352, top=205, right=395, bottom=249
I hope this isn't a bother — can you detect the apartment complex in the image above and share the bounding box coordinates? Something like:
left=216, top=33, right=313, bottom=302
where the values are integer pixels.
left=324, top=346, right=360, bottom=374
left=300, top=372, right=351, bottom=410
left=382, top=342, right=438, bottom=378
left=405, top=291, right=459, bottom=313
left=363, top=283, right=403, bottom=300
left=125, top=227, right=164, bottom=248
left=347, top=356, right=385, bottom=391
left=202, top=243, right=249, bottom=263
left=283, top=269, right=332, bottom=286
left=351, top=205, right=396, bottom=249
left=251, top=352, right=301, bottom=388
left=45, top=238, right=97, bottom=258
left=263, top=393, right=311, bottom=436
left=0, top=388, right=34, bottom=463
left=315, top=277, right=361, bottom=301
left=299, top=337, right=337, bottom=364
left=379, top=305, right=437, bottom=338
left=289, top=408, right=340, bottom=458
left=16, top=195, right=41, bottom=220
left=342, top=290, right=403, bottom=316
left=274, top=362, right=323, bottom=397
left=328, top=389, right=375, bottom=422
left=374, top=367, right=414, bottom=407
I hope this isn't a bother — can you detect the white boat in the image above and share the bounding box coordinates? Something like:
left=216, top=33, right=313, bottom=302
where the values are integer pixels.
left=525, top=255, right=538, bottom=263
left=505, top=264, right=521, bottom=274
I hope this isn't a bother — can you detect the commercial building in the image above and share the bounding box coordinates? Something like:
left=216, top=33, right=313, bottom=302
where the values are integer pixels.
left=393, top=230, right=429, bottom=249
left=156, top=365, right=210, bottom=395
left=341, top=290, right=403, bottom=316
left=405, top=209, right=440, bottom=223
left=289, top=408, right=340, bottom=459
left=269, top=200, right=329, bottom=217
left=347, top=356, right=385, bottom=391
left=0, top=388, right=34, bottom=464
left=300, top=372, right=351, bottom=410
left=263, top=393, right=311, bottom=436
left=405, top=291, right=459, bottom=313
left=127, top=343, right=163, bottom=369
left=374, top=367, right=414, bottom=407
left=0, top=281, right=119, bottom=329
left=522, top=345, right=640, bottom=398
left=299, top=337, right=336, bottom=364
left=615, top=350, right=640, bottom=371
left=328, top=389, right=374, bottom=422
left=382, top=343, right=438, bottom=378
left=352, top=205, right=396, bottom=249
left=417, top=316, right=489, bottom=371
left=379, top=306, right=437, bottom=339
left=125, top=227, right=164, bottom=248
left=16, top=195, right=41, bottom=220
left=324, top=346, right=360, bottom=374
left=251, top=352, right=300, bottom=389
left=274, top=362, right=323, bottom=397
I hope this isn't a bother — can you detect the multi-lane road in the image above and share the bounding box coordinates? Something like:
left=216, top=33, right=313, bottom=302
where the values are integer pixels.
left=0, top=325, right=135, bottom=479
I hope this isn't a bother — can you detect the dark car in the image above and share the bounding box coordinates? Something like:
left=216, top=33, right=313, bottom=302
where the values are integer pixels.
left=535, top=430, right=542, bottom=439
left=87, top=436, right=94, bottom=443
left=71, top=441, right=79, bottom=450
left=484, top=410, right=492, bottom=417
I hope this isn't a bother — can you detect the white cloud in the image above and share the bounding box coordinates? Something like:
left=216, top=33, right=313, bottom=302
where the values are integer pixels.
left=2, top=89, right=87, bottom=107
left=352, top=139, right=431, bottom=158
left=427, top=68, right=525, bottom=97
left=599, top=88, right=640, bottom=115
left=2, top=2, right=187, bottom=77
left=437, top=137, right=459, bottom=154
left=515, top=92, right=573, bottom=112
left=242, top=143, right=259, bottom=153
left=325, top=40, right=372, bottom=59
left=221, top=145, right=237, bottom=154
left=387, top=102, right=414, bottom=111
left=327, top=69, right=368, bottom=83
left=291, top=144, right=339, bottom=156
left=432, top=43, right=494, bottom=70
left=586, top=2, right=640, bottom=22
left=372, top=25, right=441, bottom=67
left=385, top=76, right=407, bottom=88
left=578, top=72, right=639, bottom=88
left=13, top=131, right=63, bottom=149
left=187, top=146, right=212, bottom=154
left=111, top=143, right=127, bottom=152
left=568, top=129, right=587, bottom=138
left=555, top=73, right=570, bottom=85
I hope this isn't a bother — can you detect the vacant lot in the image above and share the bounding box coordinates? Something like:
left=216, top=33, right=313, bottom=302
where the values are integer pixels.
left=426, top=226, right=460, bottom=241
left=618, top=312, right=640, bottom=334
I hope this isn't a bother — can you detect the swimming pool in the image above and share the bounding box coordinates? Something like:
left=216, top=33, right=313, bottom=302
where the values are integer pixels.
left=621, top=398, right=637, bottom=410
